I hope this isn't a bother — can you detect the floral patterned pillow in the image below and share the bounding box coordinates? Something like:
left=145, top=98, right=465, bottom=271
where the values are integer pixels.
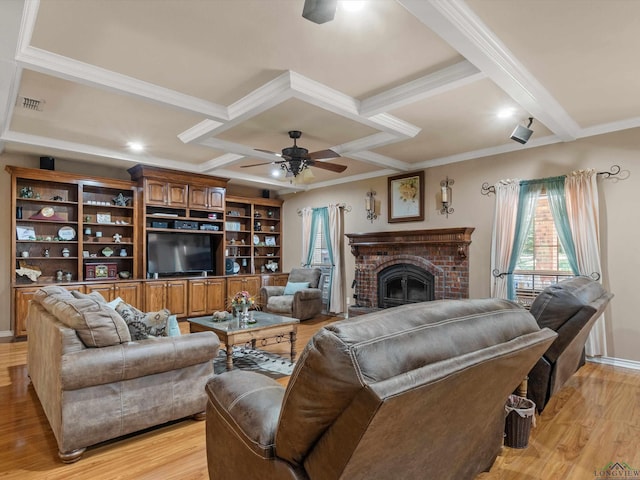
left=114, top=302, right=170, bottom=340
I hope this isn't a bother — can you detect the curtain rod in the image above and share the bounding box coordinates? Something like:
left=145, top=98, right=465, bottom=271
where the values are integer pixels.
left=297, top=203, right=352, bottom=216
left=481, top=165, right=622, bottom=196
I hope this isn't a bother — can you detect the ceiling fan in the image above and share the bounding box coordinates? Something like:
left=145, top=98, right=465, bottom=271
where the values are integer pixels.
left=241, top=130, right=346, bottom=178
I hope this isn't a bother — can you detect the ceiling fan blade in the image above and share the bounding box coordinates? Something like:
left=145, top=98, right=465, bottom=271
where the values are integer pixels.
left=240, top=161, right=279, bottom=168
left=308, top=149, right=340, bottom=160
left=310, top=161, right=347, bottom=173
left=254, top=148, right=281, bottom=156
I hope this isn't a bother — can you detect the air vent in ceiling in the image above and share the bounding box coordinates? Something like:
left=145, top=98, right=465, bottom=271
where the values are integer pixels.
left=17, top=96, right=45, bottom=112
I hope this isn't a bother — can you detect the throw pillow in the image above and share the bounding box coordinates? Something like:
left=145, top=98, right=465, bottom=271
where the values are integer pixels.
left=284, top=281, right=310, bottom=295
left=115, top=302, right=170, bottom=340
left=70, top=290, right=107, bottom=303
left=106, top=296, right=124, bottom=310
left=167, top=314, right=181, bottom=336
left=35, top=290, right=131, bottom=347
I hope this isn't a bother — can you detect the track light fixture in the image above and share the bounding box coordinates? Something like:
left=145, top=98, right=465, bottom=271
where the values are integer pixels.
left=511, top=117, right=534, bottom=144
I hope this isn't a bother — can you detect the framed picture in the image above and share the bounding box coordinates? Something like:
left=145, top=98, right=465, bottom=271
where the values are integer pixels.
left=16, top=225, right=36, bottom=240
left=265, top=236, right=276, bottom=246
left=96, top=212, right=112, bottom=224
left=388, top=171, right=424, bottom=223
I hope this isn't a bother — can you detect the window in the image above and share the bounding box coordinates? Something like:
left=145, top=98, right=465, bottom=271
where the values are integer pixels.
left=514, top=193, right=573, bottom=307
left=310, top=227, right=330, bottom=266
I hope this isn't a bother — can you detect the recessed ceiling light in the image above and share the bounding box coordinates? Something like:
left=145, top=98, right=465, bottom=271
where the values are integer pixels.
left=497, top=108, right=516, bottom=119
left=127, top=141, right=145, bottom=152
left=271, top=169, right=281, bottom=178
left=340, top=1, right=366, bottom=13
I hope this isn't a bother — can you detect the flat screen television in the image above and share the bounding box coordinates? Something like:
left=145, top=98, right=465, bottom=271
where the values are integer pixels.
left=147, top=232, right=215, bottom=276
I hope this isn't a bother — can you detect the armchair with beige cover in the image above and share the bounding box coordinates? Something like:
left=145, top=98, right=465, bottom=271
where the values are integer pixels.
left=27, top=286, right=220, bottom=463
left=205, top=298, right=556, bottom=479
left=260, top=267, right=323, bottom=320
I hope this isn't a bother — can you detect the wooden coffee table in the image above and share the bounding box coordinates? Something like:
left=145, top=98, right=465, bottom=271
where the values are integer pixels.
left=188, top=311, right=299, bottom=371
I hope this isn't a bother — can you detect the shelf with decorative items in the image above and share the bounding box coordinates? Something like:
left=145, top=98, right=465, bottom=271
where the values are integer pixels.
left=7, top=166, right=139, bottom=286
left=225, top=195, right=283, bottom=275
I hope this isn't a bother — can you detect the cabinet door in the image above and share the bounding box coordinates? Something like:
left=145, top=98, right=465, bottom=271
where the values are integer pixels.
left=167, top=183, right=188, bottom=207
left=145, top=179, right=167, bottom=206
left=207, top=187, right=225, bottom=209
left=144, top=281, right=166, bottom=312
left=166, top=280, right=187, bottom=317
left=85, top=283, right=116, bottom=302
left=188, top=279, right=207, bottom=317
left=115, top=282, right=142, bottom=309
left=14, top=287, right=39, bottom=337
left=188, top=185, right=208, bottom=209
left=227, top=276, right=261, bottom=297
left=262, top=273, right=289, bottom=287
left=206, top=278, right=226, bottom=312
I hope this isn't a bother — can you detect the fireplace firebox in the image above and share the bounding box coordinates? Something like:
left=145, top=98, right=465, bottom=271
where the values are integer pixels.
left=378, top=264, right=434, bottom=308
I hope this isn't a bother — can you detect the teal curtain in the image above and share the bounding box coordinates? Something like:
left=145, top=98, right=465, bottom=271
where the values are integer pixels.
left=506, top=181, right=543, bottom=300
left=304, top=208, right=321, bottom=266
left=545, top=176, right=579, bottom=275
left=306, top=207, right=332, bottom=267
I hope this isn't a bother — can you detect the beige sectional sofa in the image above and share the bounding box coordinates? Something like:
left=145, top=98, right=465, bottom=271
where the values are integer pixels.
left=27, top=286, right=219, bottom=463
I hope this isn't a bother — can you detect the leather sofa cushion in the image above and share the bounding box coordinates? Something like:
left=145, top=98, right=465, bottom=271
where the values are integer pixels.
left=34, top=286, right=131, bottom=347
left=529, top=276, right=608, bottom=331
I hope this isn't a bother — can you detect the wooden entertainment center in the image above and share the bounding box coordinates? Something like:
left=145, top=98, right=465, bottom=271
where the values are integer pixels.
left=7, top=165, right=286, bottom=337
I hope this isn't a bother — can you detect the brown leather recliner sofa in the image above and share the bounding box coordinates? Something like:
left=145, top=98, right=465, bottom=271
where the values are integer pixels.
left=27, top=286, right=220, bottom=463
left=205, top=298, right=556, bottom=480
left=260, top=267, right=323, bottom=320
left=526, top=276, right=613, bottom=413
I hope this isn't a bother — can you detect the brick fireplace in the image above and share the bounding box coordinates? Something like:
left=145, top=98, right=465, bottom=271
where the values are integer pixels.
left=345, top=228, right=474, bottom=314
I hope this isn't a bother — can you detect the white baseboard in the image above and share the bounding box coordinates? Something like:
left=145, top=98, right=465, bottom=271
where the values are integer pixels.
left=587, top=355, right=640, bottom=372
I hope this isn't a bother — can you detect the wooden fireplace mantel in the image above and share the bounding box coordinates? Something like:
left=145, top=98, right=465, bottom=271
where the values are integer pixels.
left=345, top=228, right=474, bottom=258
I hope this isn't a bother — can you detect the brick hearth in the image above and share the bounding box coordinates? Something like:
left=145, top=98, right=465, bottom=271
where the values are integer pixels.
left=345, top=228, right=474, bottom=310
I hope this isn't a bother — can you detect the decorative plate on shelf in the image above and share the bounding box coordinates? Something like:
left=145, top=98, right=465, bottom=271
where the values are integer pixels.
left=253, top=235, right=260, bottom=245
left=225, top=258, right=234, bottom=275
left=102, top=247, right=114, bottom=257
left=233, top=261, right=241, bottom=274
left=58, top=226, right=76, bottom=240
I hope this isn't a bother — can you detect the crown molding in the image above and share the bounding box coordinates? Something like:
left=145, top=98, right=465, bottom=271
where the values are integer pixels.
left=577, top=116, right=640, bottom=139
left=0, top=130, right=194, bottom=171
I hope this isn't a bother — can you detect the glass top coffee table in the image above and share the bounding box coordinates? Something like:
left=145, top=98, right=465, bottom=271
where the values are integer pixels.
left=188, top=311, right=299, bottom=371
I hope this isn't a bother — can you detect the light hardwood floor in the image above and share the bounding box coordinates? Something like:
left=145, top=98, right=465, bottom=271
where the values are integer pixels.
left=1, top=316, right=639, bottom=479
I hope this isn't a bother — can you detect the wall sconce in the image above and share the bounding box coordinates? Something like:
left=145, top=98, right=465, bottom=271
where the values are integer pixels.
left=365, top=190, right=377, bottom=223
left=440, top=177, right=454, bottom=218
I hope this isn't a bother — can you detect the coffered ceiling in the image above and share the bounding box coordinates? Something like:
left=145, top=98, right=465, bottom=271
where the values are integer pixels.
left=1, top=0, right=639, bottom=193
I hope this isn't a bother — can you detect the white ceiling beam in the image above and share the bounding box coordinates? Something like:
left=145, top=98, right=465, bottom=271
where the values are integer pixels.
left=360, top=60, right=485, bottom=116
left=17, top=46, right=229, bottom=121
left=399, top=0, right=580, bottom=141
left=347, top=151, right=411, bottom=171
left=199, top=153, right=246, bottom=172
left=303, top=169, right=400, bottom=191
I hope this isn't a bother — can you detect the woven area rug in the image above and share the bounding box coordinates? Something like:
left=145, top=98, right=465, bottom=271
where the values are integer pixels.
left=213, top=347, right=295, bottom=379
